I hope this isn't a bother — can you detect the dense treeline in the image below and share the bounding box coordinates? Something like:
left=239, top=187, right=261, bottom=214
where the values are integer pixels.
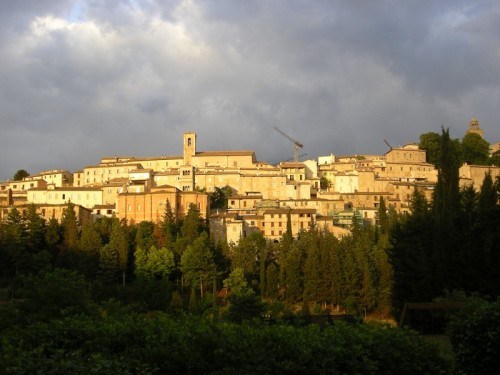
left=392, top=129, right=500, bottom=313
left=0, top=202, right=396, bottom=317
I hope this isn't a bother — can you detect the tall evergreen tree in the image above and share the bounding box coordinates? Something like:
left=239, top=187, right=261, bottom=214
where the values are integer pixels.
left=61, top=203, right=79, bottom=251
left=1, top=208, right=26, bottom=276
left=24, top=204, right=46, bottom=254
left=432, top=127, right=462, bottom=290
left=265, top=262, right=279, bottom=298
left=284, top=242, right=304, bottom=303
left=79, top=222, right=102, bottom=281
left=102, top=219, right=129, bottom=286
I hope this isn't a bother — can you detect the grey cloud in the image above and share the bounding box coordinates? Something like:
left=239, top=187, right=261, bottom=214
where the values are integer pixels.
left=1, top=0, right=499, bottom=180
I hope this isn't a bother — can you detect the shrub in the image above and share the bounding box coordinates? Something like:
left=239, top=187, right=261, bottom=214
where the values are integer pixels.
left=447, top=298, right=500, bottom=375
left=0, top=314, right=452, bottom=374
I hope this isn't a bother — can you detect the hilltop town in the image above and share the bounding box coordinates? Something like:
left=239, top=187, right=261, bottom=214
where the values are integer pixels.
left=1, top=117, right=499, bottom=243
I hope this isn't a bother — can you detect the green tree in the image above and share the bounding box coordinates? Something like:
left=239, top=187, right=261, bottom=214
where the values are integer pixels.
left=223, top=267, right=264, bottom=323
left=78, top=222, right=102, bottom=281
left=99, top=219, right=129, bottom=285
left=320, top=176, right=330, bottom=190
left=0, top=208, right=26, bottom=276
left=284, top=242, right=304, bottom=303
left=44, top=218, right=61, bottom=256
left=231, top=231, right=266, bottom=284
left=135, top=245, right=175, bottom=280
left=210, top=185, right=233, bottom=209
left=461, top=133, right=490, bottom=165
left=24, top=204, right=46, bottom=254
left=419, top=132, right=441, bottom=166
left=265, top=263, right=279, bottom=298
left=490, top=150, right=500, bottom=166
left=432, top=127, right=462, bottom=290
left=61, top=202, right=79, bottom=251
left=17, top=269, right=91, bottom=322
left=13, top=169, right=29, bottom=181
left=135, top=221, right=155, bottom=250
left=181, top=203, right=205, bottom=241
left=180, top=232, right=216, bottom=298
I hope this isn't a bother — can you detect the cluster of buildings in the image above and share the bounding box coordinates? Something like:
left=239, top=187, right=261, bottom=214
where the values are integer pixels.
left=1, top=118, right=499, bottom=243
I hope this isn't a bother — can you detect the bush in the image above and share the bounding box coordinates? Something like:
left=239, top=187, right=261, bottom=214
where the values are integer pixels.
left=0, top=314, right=452, bottom=374
left=447, top=298, right=500, bottom=375
left=14, top=269, right=93, bottom=323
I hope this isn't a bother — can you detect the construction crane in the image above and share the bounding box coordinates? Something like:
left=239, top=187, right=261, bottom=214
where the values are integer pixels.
left=273, top=126, right=304, bottom=163
left=384, top=139, right=393, bottom=150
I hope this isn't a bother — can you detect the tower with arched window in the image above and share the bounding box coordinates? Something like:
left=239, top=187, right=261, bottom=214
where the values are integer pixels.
left=183, top=132, right=197, bottom=165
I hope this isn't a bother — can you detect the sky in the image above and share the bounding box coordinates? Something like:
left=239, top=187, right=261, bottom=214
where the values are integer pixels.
left=1, top=0, right=499, bottom=180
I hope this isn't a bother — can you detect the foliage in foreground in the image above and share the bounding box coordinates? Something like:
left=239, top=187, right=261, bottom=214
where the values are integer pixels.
left=0, top=312, right=452, bottom=374
left=447, top=298, right=500, bottom=375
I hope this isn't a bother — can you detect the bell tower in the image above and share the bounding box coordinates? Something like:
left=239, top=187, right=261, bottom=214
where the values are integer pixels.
left=466, top=116, right=484, bottom=138
left=183, top=132, right=196, bottom=166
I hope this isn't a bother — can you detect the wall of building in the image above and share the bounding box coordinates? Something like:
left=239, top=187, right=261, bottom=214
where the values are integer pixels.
left=27, top=187, right=103, bottom=209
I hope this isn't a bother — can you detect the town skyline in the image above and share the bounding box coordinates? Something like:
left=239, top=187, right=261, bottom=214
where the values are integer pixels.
left=2, top=1, right=500, bottom=180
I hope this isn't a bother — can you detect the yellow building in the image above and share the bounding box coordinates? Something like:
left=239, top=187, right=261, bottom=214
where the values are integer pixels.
left=27, top=186, right=104, bottom=209
left=117, top=185, right=209, bottom=224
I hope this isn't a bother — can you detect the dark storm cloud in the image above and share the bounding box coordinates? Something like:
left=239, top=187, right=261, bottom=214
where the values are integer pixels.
left=0, top=0, right=499, bottom=180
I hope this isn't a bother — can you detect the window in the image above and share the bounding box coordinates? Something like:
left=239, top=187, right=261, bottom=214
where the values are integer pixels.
left=250, top=221, right=255, bottom=226
left=62, top=194, right=66, bottom=200
left=271, top=222, right=274, bottom=227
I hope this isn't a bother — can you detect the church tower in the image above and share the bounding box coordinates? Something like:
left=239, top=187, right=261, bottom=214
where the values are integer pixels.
left=466, top=116, right=484, bottom=138
left=183, top=132, right=197, bottom=166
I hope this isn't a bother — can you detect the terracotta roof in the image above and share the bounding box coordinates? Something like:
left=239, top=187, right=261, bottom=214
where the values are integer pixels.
left=264, top=208, right=316, bottom=215
left=29, top=187, right=102, bottom=192
left=195, top=151, right=255, bottom=157
left=280, top=162, right=305, bottom=168
left=83, top=163, right=143, bottom=169
left=93, top=204, right=116, bottom=209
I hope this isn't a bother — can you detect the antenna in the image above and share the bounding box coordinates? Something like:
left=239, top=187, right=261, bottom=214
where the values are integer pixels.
left=273, top=126, right=304, bottom=163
